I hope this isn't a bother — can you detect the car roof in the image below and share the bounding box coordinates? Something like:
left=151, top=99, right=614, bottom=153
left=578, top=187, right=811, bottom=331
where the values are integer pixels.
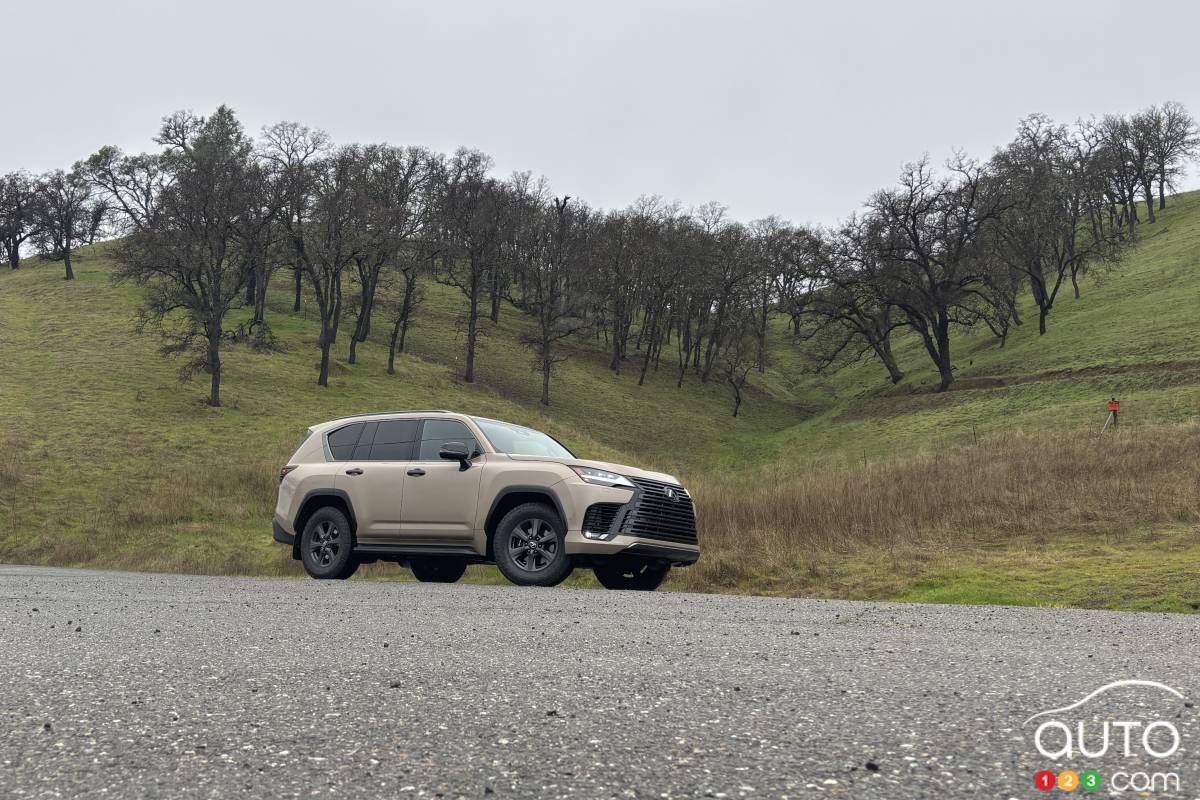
left=312, top=410, right=467, bottom=430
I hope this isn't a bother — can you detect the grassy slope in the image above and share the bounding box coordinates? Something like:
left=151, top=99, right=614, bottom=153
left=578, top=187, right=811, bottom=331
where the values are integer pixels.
left=1, top=192, right=1198, bottom=607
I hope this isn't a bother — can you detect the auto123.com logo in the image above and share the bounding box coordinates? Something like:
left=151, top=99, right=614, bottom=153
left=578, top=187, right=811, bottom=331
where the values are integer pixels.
left=1025, top=680, right=1188, bottom=794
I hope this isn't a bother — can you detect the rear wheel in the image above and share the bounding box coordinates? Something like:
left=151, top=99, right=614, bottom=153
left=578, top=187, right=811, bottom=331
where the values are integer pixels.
left=300, top=507, right=358, bottom=580
left=409, top=557, right=468, bottom=583
left=493, top=503, right=573, bottom=587
left=594, top=560, right=670, bottom=591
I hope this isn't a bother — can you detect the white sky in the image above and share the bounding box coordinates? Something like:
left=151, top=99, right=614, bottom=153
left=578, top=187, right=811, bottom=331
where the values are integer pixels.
left=4, top=0, right=1199, bottom=225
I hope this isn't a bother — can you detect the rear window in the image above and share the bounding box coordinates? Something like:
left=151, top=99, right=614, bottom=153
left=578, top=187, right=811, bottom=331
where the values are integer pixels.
left=326, top=423, right=364, bottom=460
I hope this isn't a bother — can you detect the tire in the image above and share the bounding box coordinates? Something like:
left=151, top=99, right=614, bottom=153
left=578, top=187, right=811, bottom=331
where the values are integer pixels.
left=410, top=557, right=468, bottom=583
left=493, top=503, right=573, bottom=587
left=594, top=560, right=670, bottom=591
left=300, top=506, right=359, bottom=580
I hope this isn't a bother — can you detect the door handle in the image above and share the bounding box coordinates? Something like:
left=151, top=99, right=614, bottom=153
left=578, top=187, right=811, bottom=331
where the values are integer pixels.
left=345, top=468, right=364, bottom=476
left=406, top=468, right=426, bottom=476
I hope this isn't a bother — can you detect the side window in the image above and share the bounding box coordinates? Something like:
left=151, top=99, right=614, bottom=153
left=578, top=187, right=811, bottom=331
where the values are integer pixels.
left=326, top=423, right=365, bottom=460
left=370, top=419, right=419, bottom=461
left=417, top=419, right=481, bottom=461
left=351, top=422, right=378, bottom=461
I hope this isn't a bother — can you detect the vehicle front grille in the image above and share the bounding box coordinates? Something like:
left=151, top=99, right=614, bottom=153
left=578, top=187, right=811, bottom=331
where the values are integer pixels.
left=582, top=502, right=623, bottom=536
left=626, top=478, right=698, bottom=546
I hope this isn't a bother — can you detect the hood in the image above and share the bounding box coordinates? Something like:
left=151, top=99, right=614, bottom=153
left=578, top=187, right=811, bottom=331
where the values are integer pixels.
left=503, top=454, right=681, bottom=485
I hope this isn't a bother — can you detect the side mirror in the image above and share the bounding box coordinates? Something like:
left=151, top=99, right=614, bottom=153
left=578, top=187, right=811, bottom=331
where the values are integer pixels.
left=438, top=441, right=472, bottom=470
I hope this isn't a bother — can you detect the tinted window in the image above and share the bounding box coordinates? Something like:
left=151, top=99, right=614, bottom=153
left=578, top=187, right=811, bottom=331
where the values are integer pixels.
left=326, top=423, right=365, bottom=460
left=350, top=421, right=379, bottom=461
left=417, top=419, right=481, bottom=460
left=370, top=419, right=419, bottom=461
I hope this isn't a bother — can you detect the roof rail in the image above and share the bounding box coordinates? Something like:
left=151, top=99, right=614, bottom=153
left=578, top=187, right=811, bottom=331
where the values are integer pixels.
left=334, top=409, right=454, bottom=420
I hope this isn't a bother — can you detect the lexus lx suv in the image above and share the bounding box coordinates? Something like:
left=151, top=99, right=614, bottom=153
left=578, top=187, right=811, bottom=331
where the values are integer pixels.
left=272, top=411, right=699, bottom=590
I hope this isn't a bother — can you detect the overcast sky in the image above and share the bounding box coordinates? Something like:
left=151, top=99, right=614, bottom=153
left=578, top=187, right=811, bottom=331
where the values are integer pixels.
left=4, top=0, right=1199, bottom=225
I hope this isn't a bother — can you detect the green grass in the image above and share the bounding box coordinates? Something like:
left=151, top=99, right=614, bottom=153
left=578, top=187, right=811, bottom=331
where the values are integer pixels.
left=2, top=192, right=1200, bottom=610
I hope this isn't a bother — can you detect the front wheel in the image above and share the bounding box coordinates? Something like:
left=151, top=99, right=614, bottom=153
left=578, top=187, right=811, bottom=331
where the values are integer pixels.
left=410, top=557, right=467, bottom=583
left=493, top=503, right=573, bottom=587
left=300, top=507, right=359, bottom=580
left=594, top=560, right=670, bottom=591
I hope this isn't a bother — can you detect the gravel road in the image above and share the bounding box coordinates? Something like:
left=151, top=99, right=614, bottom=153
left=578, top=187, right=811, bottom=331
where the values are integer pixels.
left=2, top=565, right=1198, bottom=799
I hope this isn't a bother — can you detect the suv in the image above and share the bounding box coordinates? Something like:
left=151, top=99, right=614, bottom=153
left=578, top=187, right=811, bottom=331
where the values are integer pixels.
left=272, top=411, right=699, bottom=590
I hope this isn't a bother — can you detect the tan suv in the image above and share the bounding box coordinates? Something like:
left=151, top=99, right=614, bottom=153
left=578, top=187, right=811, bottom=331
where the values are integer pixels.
left=272, top=411, right=699, bottom=590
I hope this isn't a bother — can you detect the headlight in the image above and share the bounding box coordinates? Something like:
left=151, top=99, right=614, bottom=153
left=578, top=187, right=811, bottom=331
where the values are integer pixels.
left=570, top=466, right=634, bottom=489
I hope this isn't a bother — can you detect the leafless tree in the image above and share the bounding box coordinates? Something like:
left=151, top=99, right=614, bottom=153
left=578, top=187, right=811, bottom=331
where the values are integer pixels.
left=346, top=145, right=429, bottom=365
left=35, top=167, right=101, bottom=281
left=436, top=149, right=507, bottom=383
left=0, top=172, right=44, bottom=270
left=506, top=175, right=594, bottom=405
left=1148, top=101, right=1199, bottom=210
left=103, top=106, right=266, bottom=406
left=871, top=157, right=1010, bottom=391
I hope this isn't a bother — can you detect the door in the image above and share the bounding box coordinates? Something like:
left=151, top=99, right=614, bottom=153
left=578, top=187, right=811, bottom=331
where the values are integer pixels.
left=331, top=419, right=418, bottom=544
left=399, top=419, right=485, bottom=542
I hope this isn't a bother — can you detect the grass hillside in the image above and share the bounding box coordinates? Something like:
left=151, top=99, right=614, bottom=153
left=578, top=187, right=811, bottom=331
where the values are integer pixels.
left=2, top=192, right=1199, bottom=610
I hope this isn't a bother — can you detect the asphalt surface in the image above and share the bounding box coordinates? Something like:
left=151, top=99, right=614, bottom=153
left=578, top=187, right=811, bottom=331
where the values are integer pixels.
left=2, top=565, right=1200, bottom=799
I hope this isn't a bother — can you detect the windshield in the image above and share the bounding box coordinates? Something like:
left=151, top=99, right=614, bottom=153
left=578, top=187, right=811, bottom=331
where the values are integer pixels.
left=472, top=418, right=575, bottom=458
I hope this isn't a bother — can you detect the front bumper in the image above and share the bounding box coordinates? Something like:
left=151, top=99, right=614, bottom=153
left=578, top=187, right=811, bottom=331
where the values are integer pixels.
left=564, top=532, right=700, bottom=565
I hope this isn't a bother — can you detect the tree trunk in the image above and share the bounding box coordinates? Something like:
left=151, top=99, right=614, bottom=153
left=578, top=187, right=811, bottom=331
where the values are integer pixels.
left=1159, top=178, right=1167, bottom=210
left=873, top=338, right=904, bottom=385
left=609, top=299, right=625, bottom=372
left=254, top=274, right=267, bottom=324
left=292, top=267, right=303, bottom=312
left=387, top=317, right=402, bottom=375
left=933, top=320, right=953, bottom=392
left=489, top=268, right=501, bottom=323
left=676, top=317, right=692, bottom=388
left=541, top=358, right=551, bottom=406
left=1038, top=304, right=1049, bottom=336
left=63, top=247, right=74, bottom=281
left=465, top=256, right=481, bottom=382
left=318, top=339, right=331, bottom=387
left=638, top=312, right=658, bottom=387
left=730, top=379, right=742, bottom=417
left=1143, top=182, right=1157, bottom=223
left=206, top=322, right=222, bottom=408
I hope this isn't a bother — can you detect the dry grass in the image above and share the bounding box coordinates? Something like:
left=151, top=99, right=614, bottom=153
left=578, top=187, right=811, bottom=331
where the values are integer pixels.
left=676, top=424, right=1200, bottom=592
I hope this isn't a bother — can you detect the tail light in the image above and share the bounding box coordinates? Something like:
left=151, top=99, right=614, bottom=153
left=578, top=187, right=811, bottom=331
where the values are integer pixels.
left=279, top=464, right=299, bottom=483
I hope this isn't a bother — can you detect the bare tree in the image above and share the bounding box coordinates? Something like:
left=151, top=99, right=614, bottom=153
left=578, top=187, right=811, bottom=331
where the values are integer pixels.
left=992, top=115, right=1122, bottom=334
left=385, top=243, right=436, bottom=374
left=794, top=219, right=906, bottom=384
left=0, top=172, right=44, bottom=270
left=35, top=167, right=99, bottom=281
left=259, top=121, right=331, bottom=315
left=1148, top=101, right=1199, bottom=210
left=103, top=106, right=265, bottom=406
left=279, top=145, right=369, bottom=386
left=871, top=157, right=1009, bottom=391
left=717, top=313, right=756, bottom=417
left=436, top=149, right=506, bottom=383
left=346, top=145, right=428, bottom=365
left=506, top=176, right=593, bottom=405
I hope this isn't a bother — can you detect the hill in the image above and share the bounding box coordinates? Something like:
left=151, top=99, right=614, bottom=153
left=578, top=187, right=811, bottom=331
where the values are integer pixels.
left=2, top=192, right=1200, bottom=609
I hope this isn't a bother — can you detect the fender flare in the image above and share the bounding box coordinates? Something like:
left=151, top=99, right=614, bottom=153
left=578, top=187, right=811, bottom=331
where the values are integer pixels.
left=484, top=485, right=569, bottom=532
